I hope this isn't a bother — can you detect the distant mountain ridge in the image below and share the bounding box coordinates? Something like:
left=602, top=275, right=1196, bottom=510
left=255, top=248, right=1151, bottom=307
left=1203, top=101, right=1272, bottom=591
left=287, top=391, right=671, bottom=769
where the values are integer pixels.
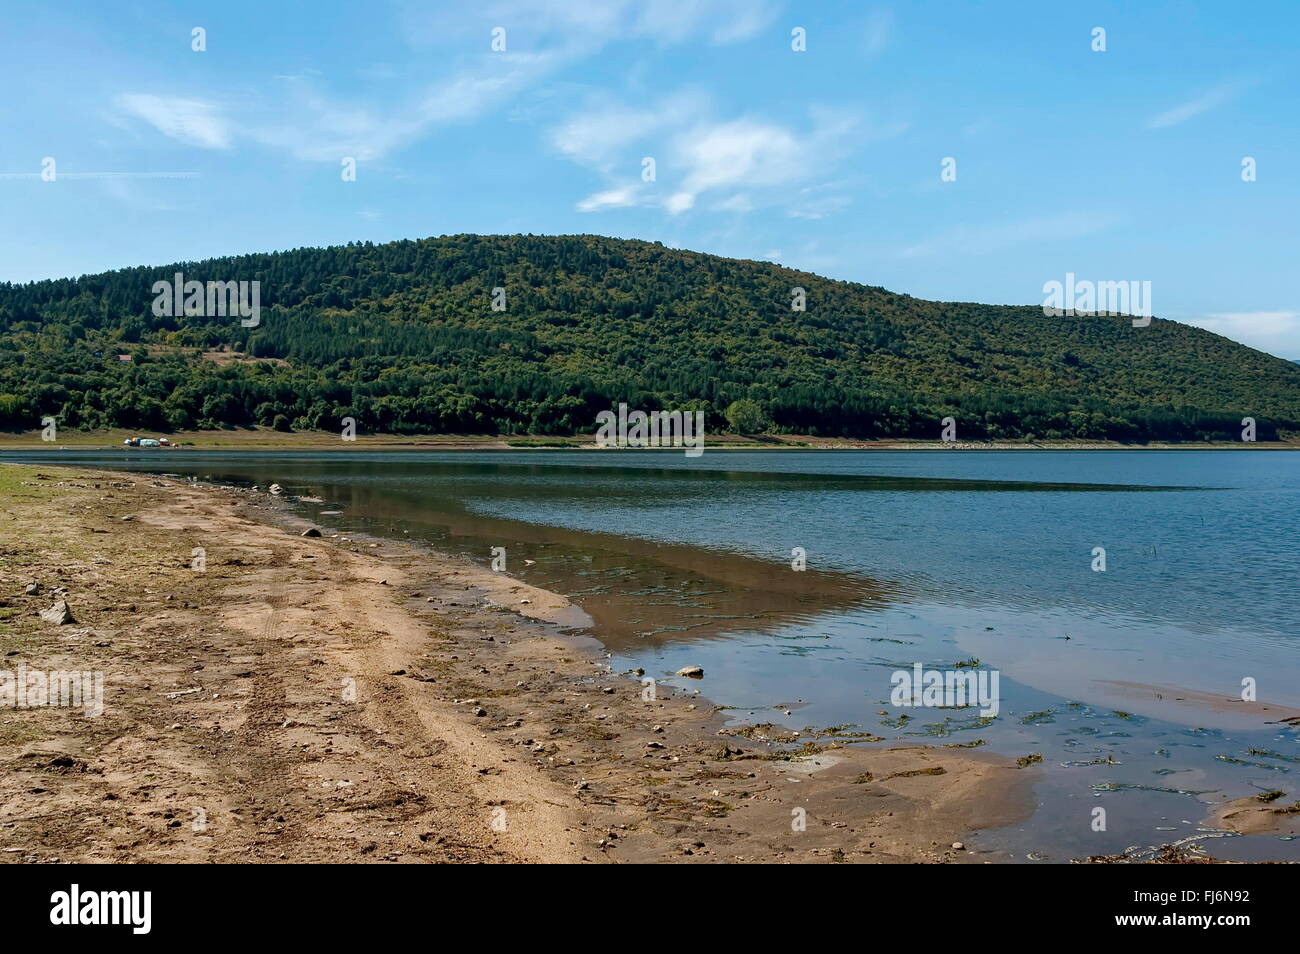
left=1, top=234, right=1297, bottom=440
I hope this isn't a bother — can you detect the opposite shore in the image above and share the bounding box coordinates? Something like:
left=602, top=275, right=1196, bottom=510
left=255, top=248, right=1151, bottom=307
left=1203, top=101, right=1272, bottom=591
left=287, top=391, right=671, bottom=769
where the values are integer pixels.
left=2, top=427, right=1298, bottom=452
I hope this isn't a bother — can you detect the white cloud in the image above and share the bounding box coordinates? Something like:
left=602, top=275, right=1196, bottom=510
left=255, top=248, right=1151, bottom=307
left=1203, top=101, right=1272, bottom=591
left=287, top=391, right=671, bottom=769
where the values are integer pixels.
left=665, top=191, right=696, bottom=214
left=674, top=119, right=805, bottom=197
left=1185, top=311, right=1300, bottom=359
left=114, top=94, right=232, bottom=149
left=549, top=91, right=707, bottom=169
left=564, top=98, right=864, bottom=216
left=1148, top=79, right=1249, bottom=129
left=576, top=185, right=645, bottom=211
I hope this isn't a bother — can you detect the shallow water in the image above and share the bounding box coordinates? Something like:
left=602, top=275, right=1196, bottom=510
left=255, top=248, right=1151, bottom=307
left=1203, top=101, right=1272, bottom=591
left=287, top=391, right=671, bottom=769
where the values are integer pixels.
left=8, top=447, right=1298, bottom=861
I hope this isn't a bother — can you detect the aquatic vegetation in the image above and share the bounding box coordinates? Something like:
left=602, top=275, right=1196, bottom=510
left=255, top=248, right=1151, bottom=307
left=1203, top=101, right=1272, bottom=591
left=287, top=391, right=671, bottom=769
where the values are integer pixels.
left=1215, top=754, right=1289, bottom=771
left=1247, top=748, right=1300, bottom=764
left=882, top=767, right=947, bottom=780
left=914, top=714, right=996, bottom=737
left=1091, top=782, right=1215, bottom=796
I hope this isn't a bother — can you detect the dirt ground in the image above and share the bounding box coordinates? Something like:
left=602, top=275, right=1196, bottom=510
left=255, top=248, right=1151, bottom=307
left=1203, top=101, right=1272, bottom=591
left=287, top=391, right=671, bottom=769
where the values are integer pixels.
left=0, top=464, right=1035, bottom=863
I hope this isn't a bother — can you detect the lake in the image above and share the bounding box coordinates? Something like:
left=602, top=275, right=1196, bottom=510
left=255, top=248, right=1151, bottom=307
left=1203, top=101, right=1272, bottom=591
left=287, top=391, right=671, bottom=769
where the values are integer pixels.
left=6, top=446, right=1298, bottom=861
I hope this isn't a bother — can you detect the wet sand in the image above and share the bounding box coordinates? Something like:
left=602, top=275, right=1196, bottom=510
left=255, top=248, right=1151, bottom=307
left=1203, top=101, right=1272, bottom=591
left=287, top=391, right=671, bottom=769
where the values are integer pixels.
left=0, top=464, right=1034, bottom=863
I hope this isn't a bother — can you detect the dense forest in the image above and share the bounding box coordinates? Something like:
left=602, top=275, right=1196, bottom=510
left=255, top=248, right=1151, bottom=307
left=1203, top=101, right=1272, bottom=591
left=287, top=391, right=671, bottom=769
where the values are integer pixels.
left=1, top=233, right=1297, bottom=440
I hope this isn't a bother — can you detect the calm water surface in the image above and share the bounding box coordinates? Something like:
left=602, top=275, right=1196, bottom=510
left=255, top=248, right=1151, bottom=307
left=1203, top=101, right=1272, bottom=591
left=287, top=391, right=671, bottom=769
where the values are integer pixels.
left=6, top=447, right=1297, bottom=861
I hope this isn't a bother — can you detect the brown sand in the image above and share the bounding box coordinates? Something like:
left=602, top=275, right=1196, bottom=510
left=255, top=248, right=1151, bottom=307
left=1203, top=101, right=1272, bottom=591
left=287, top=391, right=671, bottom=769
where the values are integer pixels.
left=0, top=465, right=1032, bottom=863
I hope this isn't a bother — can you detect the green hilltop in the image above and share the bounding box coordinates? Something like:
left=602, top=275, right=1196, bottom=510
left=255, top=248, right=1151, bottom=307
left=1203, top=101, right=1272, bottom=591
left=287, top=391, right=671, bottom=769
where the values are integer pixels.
left=1, top=233, right=1297, bottom=440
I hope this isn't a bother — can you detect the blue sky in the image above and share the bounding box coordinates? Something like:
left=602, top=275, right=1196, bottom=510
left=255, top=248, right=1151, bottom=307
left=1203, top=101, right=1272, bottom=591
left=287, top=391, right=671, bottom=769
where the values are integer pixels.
left=2, top=0, right=1298, bottom=357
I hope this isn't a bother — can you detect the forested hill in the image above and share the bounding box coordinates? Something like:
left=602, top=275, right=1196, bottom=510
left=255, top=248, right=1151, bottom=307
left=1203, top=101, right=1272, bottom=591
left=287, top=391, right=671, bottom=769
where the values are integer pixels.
left=1, top=233, right=1297, bottom=440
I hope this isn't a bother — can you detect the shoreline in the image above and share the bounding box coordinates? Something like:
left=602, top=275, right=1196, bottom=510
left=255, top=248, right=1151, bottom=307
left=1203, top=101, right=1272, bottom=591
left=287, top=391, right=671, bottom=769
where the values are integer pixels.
left=2, top=428, right=1298, bottom=452
left=0, top=463, right=1036, bottom=863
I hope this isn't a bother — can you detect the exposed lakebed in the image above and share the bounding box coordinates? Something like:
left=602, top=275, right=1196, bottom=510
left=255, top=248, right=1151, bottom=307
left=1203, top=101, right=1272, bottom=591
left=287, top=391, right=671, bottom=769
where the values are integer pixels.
left=8, top=447, right=1297, bottom=861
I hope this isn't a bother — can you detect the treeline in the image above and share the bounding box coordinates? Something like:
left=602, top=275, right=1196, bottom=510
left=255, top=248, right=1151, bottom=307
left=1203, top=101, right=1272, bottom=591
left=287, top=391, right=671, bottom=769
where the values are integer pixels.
left=0, top=234, right=1296, bottom=440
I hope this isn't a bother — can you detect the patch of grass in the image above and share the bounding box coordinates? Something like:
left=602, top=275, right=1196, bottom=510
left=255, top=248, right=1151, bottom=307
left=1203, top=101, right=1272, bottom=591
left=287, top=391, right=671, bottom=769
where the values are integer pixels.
left=0, top=717, right=47, bottom=746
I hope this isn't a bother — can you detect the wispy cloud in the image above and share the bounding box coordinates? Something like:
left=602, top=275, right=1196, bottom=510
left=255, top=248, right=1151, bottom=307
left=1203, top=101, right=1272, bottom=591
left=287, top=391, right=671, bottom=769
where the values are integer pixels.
left=1148, top=79, right=1250, bottom=129
left=114, top=94, right=233, bottom=149
left=863, top=9, right=892, bottom=57
left=111, top=0, right=782, bottom=164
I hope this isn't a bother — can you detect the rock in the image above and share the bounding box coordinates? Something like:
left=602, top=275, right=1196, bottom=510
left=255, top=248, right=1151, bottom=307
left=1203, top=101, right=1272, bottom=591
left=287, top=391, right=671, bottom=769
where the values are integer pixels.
left=473, top=707, right=487, bottom=717
left=300, top=527, right=322, bottom=537
left=23, top=582, right=40, bottom=596
left=39, top=600, right=75, bottom=625
left=119, top=514, right=134, bottom=521
left=269, top=483, right=283, bottom=496
left=676, top=665, right=705, bottom=679
left=952, top=842, right=965, bottom=851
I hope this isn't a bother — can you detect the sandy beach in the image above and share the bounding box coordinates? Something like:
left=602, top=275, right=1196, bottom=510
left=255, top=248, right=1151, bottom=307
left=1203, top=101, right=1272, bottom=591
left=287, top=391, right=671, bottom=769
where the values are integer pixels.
left=0, top=463, right=1040, bottom=864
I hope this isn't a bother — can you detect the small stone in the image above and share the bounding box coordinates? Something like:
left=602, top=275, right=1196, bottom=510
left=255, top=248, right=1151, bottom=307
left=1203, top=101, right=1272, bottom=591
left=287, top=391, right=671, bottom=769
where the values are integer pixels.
left=39, top=600, right=75, bottom=625
left=23, top=582, right=40, bottom=596
left=301, top=527, right=322, bottom=537
left=676, top=666, right=704, bottom=679
left=952, top=842, right=965, bottom=851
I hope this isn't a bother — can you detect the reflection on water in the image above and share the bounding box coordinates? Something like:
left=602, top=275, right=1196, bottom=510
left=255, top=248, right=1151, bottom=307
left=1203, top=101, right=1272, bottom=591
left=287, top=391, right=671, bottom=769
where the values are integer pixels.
left=5, top=447, right=1298, bottom=861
